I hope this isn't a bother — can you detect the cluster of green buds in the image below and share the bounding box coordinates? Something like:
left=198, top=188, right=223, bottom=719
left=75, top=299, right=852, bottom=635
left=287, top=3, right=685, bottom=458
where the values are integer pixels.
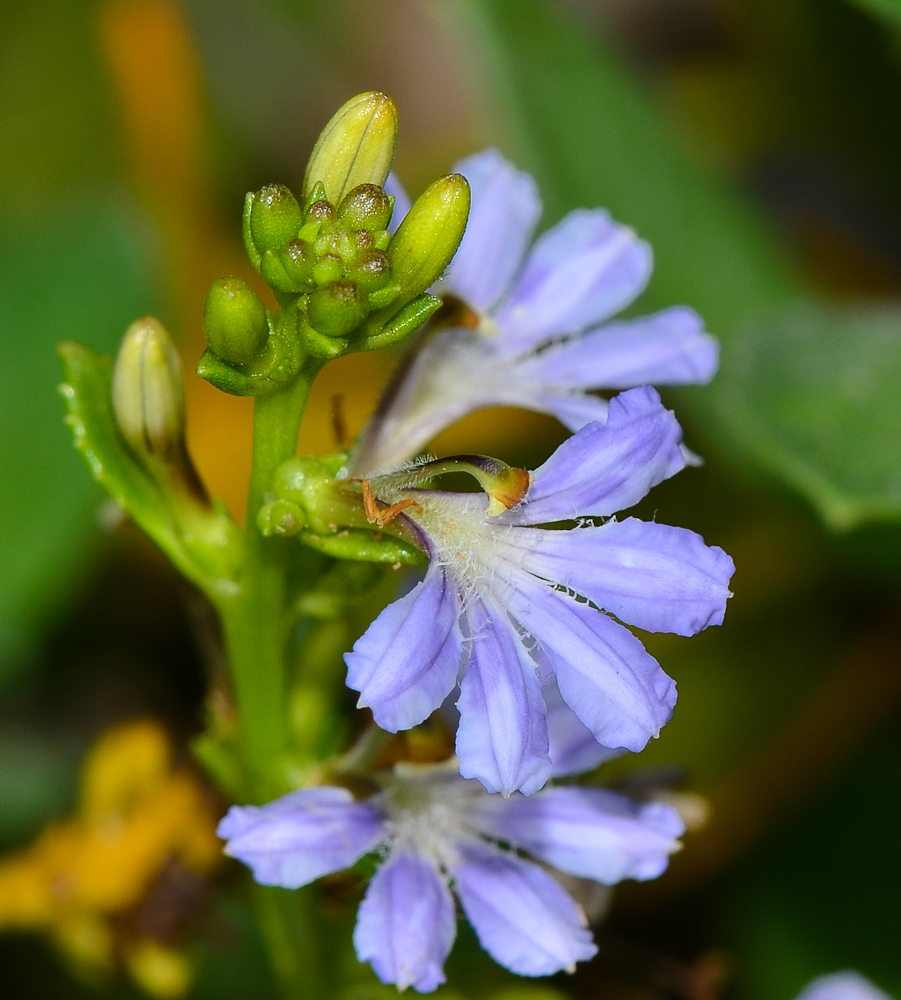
left=197, top=92, right=470, bottom=395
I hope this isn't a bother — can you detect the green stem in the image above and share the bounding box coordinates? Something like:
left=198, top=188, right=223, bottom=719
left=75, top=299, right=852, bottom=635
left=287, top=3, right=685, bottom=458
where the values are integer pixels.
left=253, top=885, right=324, bottom=1000
left=221, top=365, right=321, bottom=799
left=217, top=354, right=327, bottom=998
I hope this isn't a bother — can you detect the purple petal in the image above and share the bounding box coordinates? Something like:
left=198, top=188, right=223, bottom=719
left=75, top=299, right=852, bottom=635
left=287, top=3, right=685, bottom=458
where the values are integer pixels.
left=443, top=149, right=541, bottom=312
left=515, top=390, right=611, bottom=434
left=494, top=209, right=651, bottom=356
left=470, top=786, right=684, bottom=884
left=346, top=566, right=463, bottom=732
left=384, top=172, right=411, bottom=235
left=455, top=598, right=551, bottom=796
left=795, top=973, right=894, bottom=1000
left=518, top=306, right=718, bottom=390
left=217, top=787, right=385, bottom=889
left=353, top=848, right=456, bottom=993
left=514, top=516, right=735, bottom=635
left=349, top=329, right=505, bottom=477
left=510, top=578, right=676, bottom=752
left=453, top=842, right=597, bottom=976
left=544, top=681, right=624, bottom=777
left=505, top=386, right=684, bottom=526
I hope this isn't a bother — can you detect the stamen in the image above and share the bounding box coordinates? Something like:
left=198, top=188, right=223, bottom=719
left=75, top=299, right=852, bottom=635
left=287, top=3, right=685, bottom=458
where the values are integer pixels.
left=362, top=479, right=423, bottom=527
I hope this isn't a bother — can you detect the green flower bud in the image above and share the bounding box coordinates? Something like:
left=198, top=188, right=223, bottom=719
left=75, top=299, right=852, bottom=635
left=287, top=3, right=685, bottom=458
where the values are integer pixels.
left=202, top=277, right=269, bottom=365
left=388, top=173, right=470, bottom=300
left=259, top=251, right=300, bottom=294
left=337, top=184, right=392, bottom=231
left=247, top=184, right=303, bottom=258
left=303, top=92, right=398, bottom=206
left=306, top=199, right=335, bottom=223
left=347, top=249, right=392, bottom=293
left=112, top=317, right=186, bottom=463
left=279, top=239, right=315, bottom=287
left=307, top=280, right=370, bottom=338
left=312, top=256, right=343, bottom=287
left=257, top=498, right=305, bottom=537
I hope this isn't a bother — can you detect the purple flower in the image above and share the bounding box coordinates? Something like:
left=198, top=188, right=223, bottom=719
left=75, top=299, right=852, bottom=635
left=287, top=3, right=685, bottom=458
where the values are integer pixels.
left=218, top=763, right=684, bottom=992
left=352, top=149, right=718, bottom=476
left=347, top=386, right=734, bottom=795
left=794, top=973, right=894, bottom=1000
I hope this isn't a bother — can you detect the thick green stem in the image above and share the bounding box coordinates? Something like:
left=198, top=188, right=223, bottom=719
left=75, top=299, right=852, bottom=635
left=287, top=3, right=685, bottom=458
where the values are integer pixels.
left=216, top=354, right=327, bottom=998
left=221, top=364, right=321, bottom=799
left=253, top=885, right=324, bottom=1000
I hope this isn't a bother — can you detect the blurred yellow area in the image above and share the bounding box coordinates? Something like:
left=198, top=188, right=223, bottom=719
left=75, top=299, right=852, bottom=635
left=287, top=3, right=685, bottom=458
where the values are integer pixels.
left=0, top=720, right=223, bottom=998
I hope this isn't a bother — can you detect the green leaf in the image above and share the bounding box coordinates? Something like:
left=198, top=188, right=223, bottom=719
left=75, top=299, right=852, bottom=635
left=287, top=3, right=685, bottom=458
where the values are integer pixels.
left=0, top=199, right=155, bottom=681
left=713, top=303, right=901, bottom=530
left=58, top=340, right=209, bottom=592
left=848, top=0, right=901, bottom=27
left=447, top=0, right=798, bottom=333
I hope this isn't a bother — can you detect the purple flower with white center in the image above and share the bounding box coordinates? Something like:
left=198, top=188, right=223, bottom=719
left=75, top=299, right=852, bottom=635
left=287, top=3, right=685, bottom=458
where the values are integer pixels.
left=218, top=761, right=684, bottom=993
left=794, top=973, right=894, bottom=1000
left=347, top=386, right=734, bottom=795
left=352, top=149, right=718, bottom=477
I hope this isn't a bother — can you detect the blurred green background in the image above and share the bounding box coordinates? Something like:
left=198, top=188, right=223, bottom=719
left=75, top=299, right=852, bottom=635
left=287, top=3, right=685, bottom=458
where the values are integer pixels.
left=2, top=0, right=900, bottom=997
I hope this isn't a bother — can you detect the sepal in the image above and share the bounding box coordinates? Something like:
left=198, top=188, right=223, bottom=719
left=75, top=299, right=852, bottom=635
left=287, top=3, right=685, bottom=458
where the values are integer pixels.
left=299, top=528, right=425, bottom=566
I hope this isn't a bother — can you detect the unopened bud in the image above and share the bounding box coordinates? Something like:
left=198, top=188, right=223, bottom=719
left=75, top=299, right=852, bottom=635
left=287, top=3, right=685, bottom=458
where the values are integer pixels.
left=246, top=184, right=303, bottom=260
left=337, top=184, right=392, bottom=231
left=388, top=173, right=470, bottom=300
left=306, top=200, right=335, bottom=223
left=203, top=277, right=270, bottom=365
left=278, top=239, right=315, bottom=288
left=113, top=317, right=186, bottom=463
left=307, top=281, right=370, bottom=338
left=347, top=249, right=392, bottom=292
left=303, top=92, right=398, bottom=206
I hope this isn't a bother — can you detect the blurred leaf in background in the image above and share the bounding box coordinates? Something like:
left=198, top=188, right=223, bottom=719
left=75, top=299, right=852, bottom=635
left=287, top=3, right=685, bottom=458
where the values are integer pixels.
left=0, top=1, right=157, bottom=684
left=442, top=0, right=901, bottom=534
left=715, top=304, right=901, bottom=530
left=849, top=0, right=901, bottom=27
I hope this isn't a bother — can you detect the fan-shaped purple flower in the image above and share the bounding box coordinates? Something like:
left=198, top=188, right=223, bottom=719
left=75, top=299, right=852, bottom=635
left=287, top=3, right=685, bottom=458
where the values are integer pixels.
left=346, top=386, right=734, bottom=796
left=352, top=149, right=718, bottom=476
left=218, top=760, right=683, bottom=993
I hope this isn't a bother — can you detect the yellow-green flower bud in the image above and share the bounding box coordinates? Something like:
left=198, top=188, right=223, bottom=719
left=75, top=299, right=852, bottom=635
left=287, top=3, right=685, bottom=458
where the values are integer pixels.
left=307, top=280, right=370, bottom=338
left=279, top=239, right=315, bottom=287
left=202, top=277, right=270, bottom=365
left=337, top=184, right=393, bottom=231
left=347, top=249, right=392, bottom=292
left=303, top=92, right=398, bottom=207
left=312, top=256, right=343, bottom=287
left=388, top=173, right=470, bottom=300
left=306, top=199, right=335, bottom=223
left=247, top=184, right=303, bottom=258
left=112, top=317, right=186, bottom=464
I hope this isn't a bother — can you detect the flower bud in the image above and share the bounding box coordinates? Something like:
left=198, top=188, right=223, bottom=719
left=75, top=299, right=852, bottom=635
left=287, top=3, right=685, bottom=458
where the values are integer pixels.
left=337, top=184, right=393, bottom=231
left=279, top=239, right=315, bottom=288
left=347, top=249, right=392, bottom=292
left=303, top=92, right=398, bottom=206
left=203, top=277, right=269, bottom=365
left=306, top=199, right=335, bottom=223
left=388, top=173, right=470, bottom=300
left=307, top=281, right=370, bottom=338
left=246, top=184, right=303, bottom=259
left=112, top=317, right=186, bottom=463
